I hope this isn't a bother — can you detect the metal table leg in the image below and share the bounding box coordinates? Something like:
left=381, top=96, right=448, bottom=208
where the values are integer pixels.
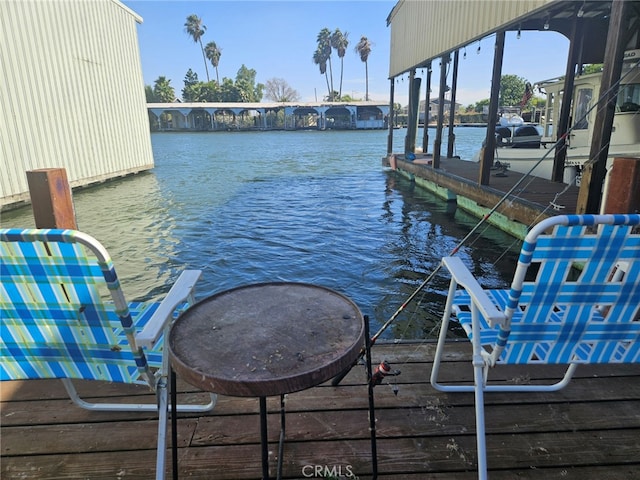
left=259, top=396, right=270, bottom=480
left=258, top=395, right=286, bottom=480
left=277, top=394, right=285, bottom=480
left=364, top=315, right=378, bottom=479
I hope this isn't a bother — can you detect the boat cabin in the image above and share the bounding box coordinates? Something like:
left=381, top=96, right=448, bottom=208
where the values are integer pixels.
left=539, top=49, right=640, bottom=150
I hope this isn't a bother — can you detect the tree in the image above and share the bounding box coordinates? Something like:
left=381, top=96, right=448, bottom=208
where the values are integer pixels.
left=473, top=98, right=490, bottom=113
left=145, top=85, right=156, bottom=102
left=313, top=47, right=331, bottom=101
left=499, top=74, right=528, bottom=108
left=184, top=69, right=199, bottom=87
left=152, top=76, right=175, bottom=102
left=216, top=78, right=240, bottom=102
left=583, top=64, right=603, bottom=75
left=199, top=81, right=218, bottom=102
left=531, top=96, right=546, bottom=110
left=264, top=78, right=301, bottom=102
left=340, top=93, right=358, bottom=102
left=184, top=14, right=210, bottom=82
left=331, top=29, right=349, bottom=100
left=182, top=69, right=199, bottom=101
left=205, top=41, right=222, bottom=83
left=235, top=65, right=264, bottom=102
left=325, top=90, right=340, bottom=102
left=316, top=28, right=334, bottom=100
left=355, top=36, right=372, bottom=101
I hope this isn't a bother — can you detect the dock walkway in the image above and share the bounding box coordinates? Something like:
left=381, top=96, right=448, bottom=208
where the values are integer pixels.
left=388, top=155, right=580, bottom=238
left=3, top=342, right=639, bottom=479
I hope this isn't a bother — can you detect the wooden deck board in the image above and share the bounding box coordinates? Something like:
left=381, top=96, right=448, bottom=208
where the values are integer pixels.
left=434, top=155, right=580, bottom=212
left=2, top=342, right=640, bottom=479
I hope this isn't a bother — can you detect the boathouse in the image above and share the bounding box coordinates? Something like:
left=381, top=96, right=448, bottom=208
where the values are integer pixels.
left=386, top=0, right=640, bottom=235
left=0, top=0, right=153, bottom=211
left=147, top=101, right=390, bottom=131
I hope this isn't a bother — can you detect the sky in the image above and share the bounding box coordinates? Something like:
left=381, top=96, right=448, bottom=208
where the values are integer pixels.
left=123, top=0, right=571, bottom=107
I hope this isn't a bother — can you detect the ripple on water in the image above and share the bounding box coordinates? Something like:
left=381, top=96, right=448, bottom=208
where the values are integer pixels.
left=2, top=129, right=519, bottom=339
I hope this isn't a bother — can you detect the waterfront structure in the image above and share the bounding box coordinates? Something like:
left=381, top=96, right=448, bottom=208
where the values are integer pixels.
left=147, top=102, right=389, bottom=131
left=0, top=0, right=153, bottom=210
left=386, top=0, right=639, bottom=219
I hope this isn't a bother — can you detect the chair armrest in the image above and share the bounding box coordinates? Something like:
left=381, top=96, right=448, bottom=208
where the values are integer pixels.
left=136, top=270, right=202, bottom=349
left=442, top=257, right=506, bottom=327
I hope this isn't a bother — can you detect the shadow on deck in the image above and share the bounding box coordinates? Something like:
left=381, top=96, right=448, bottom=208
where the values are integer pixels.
left=2, top=342, right=640, bottom=479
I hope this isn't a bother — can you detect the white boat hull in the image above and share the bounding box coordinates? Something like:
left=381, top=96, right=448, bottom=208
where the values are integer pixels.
left=494, top=139, right=640, bottom=184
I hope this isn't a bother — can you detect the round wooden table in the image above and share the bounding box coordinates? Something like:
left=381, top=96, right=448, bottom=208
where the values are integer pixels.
left=168, top=282, right=365, bottom=479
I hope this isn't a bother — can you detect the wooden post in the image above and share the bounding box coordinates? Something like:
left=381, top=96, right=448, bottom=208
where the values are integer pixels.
left=422, top=62, right=432, bottom=154
left=577, top=0, right=630, bottom=214
left=551, top=16, right=583, bottom=183
left=405, top=70, right=421, bottom=155
left=387, top=78, right=395, bottom=155
left=603, top=157, right=640, bottom=214
left=447, top=50, right=459, bottom=158
left=26, top=168, right=78, bottom=229
left=433, top=54, right=449, bottom=169
left=405, top=69, right=415, bottom=154
left=479, top=31, right=505, bottom=186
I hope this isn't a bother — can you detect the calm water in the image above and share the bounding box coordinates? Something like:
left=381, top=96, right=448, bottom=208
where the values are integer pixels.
left=1, top=127, right=519, bottom=340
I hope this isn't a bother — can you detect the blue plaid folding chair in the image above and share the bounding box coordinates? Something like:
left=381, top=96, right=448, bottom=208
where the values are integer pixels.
left=430, top=214, right=640, bottom=480
left=0, top=228, right=216, bottom=479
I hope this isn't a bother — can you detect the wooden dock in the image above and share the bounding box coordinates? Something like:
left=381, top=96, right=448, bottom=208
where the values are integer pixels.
left=3, top=342, right=640, bottom=479
left=388, top=155, right=581, bottom=238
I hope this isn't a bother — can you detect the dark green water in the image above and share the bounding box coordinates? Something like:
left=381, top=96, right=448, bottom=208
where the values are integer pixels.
left=1, top=128, right=520, bottom=340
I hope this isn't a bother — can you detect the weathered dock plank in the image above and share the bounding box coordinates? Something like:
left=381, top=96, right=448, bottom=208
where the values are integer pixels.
left=2, top=342, right=640, bottom=479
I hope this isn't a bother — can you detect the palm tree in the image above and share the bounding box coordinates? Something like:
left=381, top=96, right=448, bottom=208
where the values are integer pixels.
left=205, top=41, right=222, bottom=84
left=316, top=28, right=334, bottom=100
left=153, top=76, right=175, bottom=102
left=313, top=47, right=331, bottom=101
left=184, top=14, right=210, bottom=82
left=331, top=29, right=349, bottom=100
left=355, top=36, right=372, bottom=101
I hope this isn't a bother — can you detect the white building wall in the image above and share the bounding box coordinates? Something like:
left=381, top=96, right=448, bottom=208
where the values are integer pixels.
left=0, top=0, right=153, bottom=209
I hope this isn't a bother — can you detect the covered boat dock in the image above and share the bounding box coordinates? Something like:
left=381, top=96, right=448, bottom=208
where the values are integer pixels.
left=147, top=101, right=390, bottom=131
left=386, top=0, right=640, bottom=221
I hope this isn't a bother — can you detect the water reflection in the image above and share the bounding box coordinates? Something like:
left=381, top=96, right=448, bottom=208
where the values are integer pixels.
left=377, top=173, right=520, bottom=339
left=2, top=172, right=178, bottom=302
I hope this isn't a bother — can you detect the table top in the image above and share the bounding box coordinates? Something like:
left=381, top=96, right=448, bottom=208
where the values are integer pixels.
left=168, top=282, right=365, bottom=397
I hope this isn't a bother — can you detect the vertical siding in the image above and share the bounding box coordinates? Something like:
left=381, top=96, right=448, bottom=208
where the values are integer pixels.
left=0, top=0, right=153, bottom=209
left=388, top=0, right=557, bottom=77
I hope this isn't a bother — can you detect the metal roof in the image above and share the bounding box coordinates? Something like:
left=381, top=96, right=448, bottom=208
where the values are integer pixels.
left=387, top=0, right=615, bottom=77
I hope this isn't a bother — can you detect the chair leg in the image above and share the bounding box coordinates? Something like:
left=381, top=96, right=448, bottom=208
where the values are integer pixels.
left=483, top=363, right=579, bottom=392
left=473, top=353, right=488, bottom=480
left=431, top=280, right=475, bottom=393
left=430, top=309, right=452, bottom=390
left=156, top=376, right=168, bottom=480
left=60, top=378, right=217, bottom=412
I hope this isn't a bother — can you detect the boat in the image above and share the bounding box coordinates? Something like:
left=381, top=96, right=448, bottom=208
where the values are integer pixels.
left=482, top=49, right=640, bottom=184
